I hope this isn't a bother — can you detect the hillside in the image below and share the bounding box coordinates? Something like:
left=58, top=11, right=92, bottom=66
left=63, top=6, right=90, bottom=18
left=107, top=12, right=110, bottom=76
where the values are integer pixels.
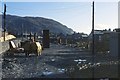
left=0, top=15, right=74, bottom=36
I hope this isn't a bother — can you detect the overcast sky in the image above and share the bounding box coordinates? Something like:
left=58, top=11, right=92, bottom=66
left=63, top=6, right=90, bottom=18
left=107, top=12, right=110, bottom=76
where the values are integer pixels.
left=1, top=1, right=118, bottom=34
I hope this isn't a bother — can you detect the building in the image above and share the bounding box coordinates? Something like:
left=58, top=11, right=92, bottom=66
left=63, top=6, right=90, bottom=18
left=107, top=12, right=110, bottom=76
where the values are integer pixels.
left=88, top=29, right=111, bottom=53
left=88, top=28, right=119, bottom=57
left=109, top=28, right=120, bottom=57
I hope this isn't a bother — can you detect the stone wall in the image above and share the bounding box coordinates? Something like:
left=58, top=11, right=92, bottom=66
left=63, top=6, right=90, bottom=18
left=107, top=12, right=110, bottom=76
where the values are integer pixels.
left=0, top=38, right=21, bottom=54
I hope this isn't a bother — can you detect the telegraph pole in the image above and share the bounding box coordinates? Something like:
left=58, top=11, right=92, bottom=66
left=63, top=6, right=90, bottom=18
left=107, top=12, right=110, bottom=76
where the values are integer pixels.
left=92, top=1, right=95, bottom=79
left=3, top=4, right=6, bottom=41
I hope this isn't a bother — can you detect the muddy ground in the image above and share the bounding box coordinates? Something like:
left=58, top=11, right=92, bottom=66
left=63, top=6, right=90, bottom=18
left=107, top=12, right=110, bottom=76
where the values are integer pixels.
left=1, top=44, right=120, bottom=79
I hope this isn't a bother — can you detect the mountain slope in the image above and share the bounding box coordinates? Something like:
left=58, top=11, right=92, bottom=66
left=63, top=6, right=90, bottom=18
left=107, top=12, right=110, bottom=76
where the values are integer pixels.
left=1, top=15, right=74, bottom=36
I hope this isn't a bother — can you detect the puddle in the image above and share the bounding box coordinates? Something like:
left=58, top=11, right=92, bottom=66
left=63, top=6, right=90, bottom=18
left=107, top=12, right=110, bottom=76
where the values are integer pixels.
left=58, top=68, right=65, bottom=73
left=74, top=59, right=87, bottom=62
left=51, top=59, right=55, bottom=62
left=42, top=71, right=53, bottom=76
